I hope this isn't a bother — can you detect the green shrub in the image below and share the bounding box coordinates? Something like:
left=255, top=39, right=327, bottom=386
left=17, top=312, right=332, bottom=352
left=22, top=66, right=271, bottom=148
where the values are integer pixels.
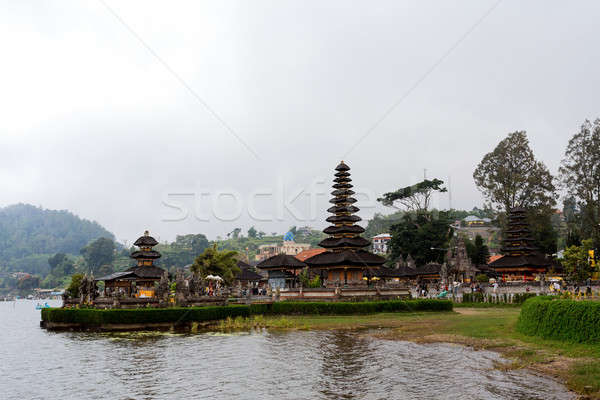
left=42, top=299, right=452, bottom=326
left=517, top=296, right=600, bottom=343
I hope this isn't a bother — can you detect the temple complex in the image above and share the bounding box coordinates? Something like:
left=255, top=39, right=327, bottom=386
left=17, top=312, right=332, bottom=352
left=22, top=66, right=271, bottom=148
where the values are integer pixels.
left=96, top=231, right=166, bottom=297
left=305, top=161, right=387, bottom=286
left=488, top=207, right=551, bottom=280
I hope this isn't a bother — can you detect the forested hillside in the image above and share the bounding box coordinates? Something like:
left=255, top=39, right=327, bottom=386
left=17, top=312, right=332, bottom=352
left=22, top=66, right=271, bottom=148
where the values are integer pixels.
left=0, top=204, right=114, bottom=275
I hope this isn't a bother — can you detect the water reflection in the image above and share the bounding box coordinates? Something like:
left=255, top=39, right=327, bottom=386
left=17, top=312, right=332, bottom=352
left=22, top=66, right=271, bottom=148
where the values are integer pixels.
left=0, top=301, right=575, bottom=400
left=319, top=331, right=372, bottom=399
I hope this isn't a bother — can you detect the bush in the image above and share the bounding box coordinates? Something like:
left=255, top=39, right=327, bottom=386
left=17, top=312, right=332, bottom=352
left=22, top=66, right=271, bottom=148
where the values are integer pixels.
left=516, top=296, right=600, bottom=343
left=42, top=299, right=452, bottom=326
left=476, top=274, right=489, bottom=283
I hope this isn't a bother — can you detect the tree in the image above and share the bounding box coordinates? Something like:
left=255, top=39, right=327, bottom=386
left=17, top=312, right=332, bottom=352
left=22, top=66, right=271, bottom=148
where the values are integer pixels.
left=66, top=273, right=84, bottom=298
left=473, top=131, right=558, bottom=253
left=48, top=253, right=67, bottom=270
left=80, top=237, right=115, bottom=274
left=190, top=244, right=240, bottom=285
left=247, top=226, right=258, bottom=238
left=465, top=235, right=490, bottom=265
left=231, top=228, right=241, bottom=239
left=174, top=233, right=209, bottom=254
left=559, top=119, right=600, bottom=247
left=474, top=131, right=557, bottom=212
left=388, top=212, right=453, bottom=266
left=561, top=239, right=595, bottom=281
left=378, top=179, right=447, bottom=214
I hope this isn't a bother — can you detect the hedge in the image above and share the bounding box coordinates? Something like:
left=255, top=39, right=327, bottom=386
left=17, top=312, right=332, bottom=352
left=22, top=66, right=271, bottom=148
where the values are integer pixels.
left=516, top=296, right=600, bottom=344
left=42, top=299, right=452, bottom=326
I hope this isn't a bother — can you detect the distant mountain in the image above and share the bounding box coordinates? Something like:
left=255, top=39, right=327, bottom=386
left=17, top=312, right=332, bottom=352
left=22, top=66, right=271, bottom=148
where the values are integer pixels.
left=0, top=204, right=115, bottom=274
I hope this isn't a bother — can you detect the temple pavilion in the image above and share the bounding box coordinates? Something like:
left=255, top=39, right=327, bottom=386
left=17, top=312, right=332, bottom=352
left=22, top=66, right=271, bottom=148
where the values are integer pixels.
left=305, top=161, right=388, bottom=286
left=96, top=231, right=166, bottom=297
left=488, top=207, right=552, bottom=281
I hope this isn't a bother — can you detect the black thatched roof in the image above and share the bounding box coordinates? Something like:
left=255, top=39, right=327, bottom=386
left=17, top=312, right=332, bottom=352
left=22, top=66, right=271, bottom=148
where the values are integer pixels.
left=327, top=205, right=360, bottom=214
left=326, top=215, right=362, bottom=223
left=323, top=225, right=365, bottom=235
left=235, top=266, right=263, bottom=281
left=329, top=197, right=358, bottom=204
left=130, top=250, right=162, bottom=259
left=96, top=265, right=166, bottom=281
left=134, top=231, right=159, bottom=247
left=488, top=254, right=551, bottom=268
left=257, top=254, right=307, bottom=269
left=331, top=189, right=355, bottom=196
left=319, top=237, right=371, bottom=248
left=332, top=183, right=353, bottom=189
left=335, top=161, right=350, bottom=171
left=305, top=250, right=385, bottom=267
left=395, top=263, right=442, bottom=277
left=126, top=265, right=166, bottom=278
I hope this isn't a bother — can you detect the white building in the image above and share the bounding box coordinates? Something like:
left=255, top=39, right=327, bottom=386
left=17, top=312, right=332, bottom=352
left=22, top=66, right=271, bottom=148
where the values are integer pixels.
left=372, top=233, right=391, bottom=254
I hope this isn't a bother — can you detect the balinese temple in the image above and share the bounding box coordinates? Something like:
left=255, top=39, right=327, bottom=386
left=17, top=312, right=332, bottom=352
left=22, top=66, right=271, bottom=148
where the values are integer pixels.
left=256, top=254, right=307, bottom=289
left=488, top=207, right=551, bottom=281
left=305, top=161, right=390, bottom=286
left=96, top=231, right=166, bottom=297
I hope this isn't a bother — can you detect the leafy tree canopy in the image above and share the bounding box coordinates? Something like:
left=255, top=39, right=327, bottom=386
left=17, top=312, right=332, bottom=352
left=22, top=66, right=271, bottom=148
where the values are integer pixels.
left=388, top=212, right=453, bottom=267
left=378, top=179, right=447, bottom=214
left=559, top=119, right=600, bottom=246
left=473, top=131, right=557, bottom=212
left=190, top=244, right=240, bottom=285
left=80, top=237, right=115, bottom=274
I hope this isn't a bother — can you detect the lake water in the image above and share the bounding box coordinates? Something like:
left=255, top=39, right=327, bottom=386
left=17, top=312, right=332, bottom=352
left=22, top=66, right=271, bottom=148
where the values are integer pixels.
left=0, top=300, right=574, bottom=400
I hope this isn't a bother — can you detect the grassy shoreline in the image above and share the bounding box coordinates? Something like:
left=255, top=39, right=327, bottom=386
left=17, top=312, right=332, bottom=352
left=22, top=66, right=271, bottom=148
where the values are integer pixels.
left=210, top=308, right=600, bottom=398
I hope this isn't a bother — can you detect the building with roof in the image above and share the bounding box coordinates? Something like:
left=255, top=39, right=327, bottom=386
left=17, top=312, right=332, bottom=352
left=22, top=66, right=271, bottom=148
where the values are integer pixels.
left=96, top=231, right=166, bottom=297
left=255, top=233, right=311, bottom=261
left=488, top=208, right=552, bottom=281
left=372, top=233, right=391, bottom=254
left=304, top=161, right=391, bottom=287
left=295, top=248, right=327, bottom=262
left=257, top=254, right=307, bottom=289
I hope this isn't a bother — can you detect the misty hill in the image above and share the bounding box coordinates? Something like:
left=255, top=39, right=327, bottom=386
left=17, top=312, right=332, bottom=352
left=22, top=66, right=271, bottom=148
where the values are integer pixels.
left=0, top=204, right=114, bottom=274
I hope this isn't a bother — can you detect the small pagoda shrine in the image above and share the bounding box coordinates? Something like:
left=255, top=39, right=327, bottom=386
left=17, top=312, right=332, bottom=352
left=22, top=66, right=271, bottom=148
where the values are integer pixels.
left=96, top=230, right=166, bottom=297
left=488, top=207, right=551, bottom=280
left=305, top=161, right=387, bottom=286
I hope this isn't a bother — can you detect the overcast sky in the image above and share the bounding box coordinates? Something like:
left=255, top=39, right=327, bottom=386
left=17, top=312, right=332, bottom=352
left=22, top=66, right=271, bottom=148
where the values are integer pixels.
left=1, top=1, right=599, bottom=244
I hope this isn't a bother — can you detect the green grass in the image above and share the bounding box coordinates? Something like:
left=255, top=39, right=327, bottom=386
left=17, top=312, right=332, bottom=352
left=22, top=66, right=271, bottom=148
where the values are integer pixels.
left=568, top=361, right=600, bottom=395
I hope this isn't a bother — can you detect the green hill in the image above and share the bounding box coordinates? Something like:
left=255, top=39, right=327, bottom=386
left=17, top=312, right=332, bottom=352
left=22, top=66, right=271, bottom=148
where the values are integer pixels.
left=0, top=203, right=115, bottom=275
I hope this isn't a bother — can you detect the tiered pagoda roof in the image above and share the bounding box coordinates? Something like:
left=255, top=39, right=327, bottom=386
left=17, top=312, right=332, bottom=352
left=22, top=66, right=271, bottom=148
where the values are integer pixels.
left=130, top=231, right=162, bottom=261
left=489, top=208, right=550, bottom=270
left=305, top=161, right=386, bottom=268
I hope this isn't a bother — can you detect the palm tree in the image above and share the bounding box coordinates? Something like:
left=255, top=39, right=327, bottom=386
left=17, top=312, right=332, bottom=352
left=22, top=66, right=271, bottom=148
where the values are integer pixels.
left=190, top=244, right=240, bottom=285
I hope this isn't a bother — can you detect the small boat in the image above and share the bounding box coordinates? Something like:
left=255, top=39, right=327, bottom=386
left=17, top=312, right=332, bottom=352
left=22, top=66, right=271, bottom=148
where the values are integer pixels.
left=35, top=302, right=51, bottom=310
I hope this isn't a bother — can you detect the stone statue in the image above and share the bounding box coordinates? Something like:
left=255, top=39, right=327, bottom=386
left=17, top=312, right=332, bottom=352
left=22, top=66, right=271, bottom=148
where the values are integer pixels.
left=156, top=271, right=170, bottom=300
left=188, top=272, right=202, bottom=297
left=88, top=274, right=97, bottom=301
left=175, top=269, right=188, bottom=302
left=79, top=275, right=89, bottom=303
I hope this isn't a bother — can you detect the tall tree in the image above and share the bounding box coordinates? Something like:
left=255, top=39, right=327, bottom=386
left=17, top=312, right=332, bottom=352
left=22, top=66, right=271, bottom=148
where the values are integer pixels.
left=559, top=119, right=600, bottom=247
left=562, top=239, right=595, bottom=282
left=80, top=237, right=115, bottom=274
left=465, top=235, right=490, bottom=265
left=190, top=244, right=239, bottom=285
left=247, top=226, right=257, bottom=238
left=378, top=179, right=447, bottom=215
left=474, top=131, right=558, bottom=253
left=473, top=131, right=557, bottom=211
left=388, top=212, right=453, bottom=266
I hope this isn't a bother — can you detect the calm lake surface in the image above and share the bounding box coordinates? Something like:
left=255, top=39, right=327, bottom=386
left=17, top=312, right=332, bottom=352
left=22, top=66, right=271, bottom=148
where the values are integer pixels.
left=1, top=300, right=574, bottom=400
